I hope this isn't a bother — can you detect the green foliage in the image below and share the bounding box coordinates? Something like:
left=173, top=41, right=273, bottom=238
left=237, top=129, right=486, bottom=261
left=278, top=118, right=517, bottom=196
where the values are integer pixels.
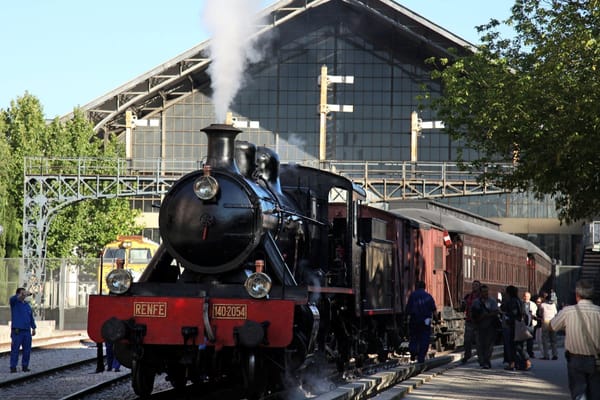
left=0, top=94, right=45, bottom=257
left=47, top=199, right=143, bottom=258
left=428, top=0, right=600, bottom=223
left=0, top=93, right=143, bottom=258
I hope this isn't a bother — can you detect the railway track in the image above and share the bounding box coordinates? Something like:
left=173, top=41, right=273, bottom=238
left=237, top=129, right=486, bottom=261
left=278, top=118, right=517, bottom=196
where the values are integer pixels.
left=0, top=346, right=461, bottom=400
left=0, top=358, right=130, bottom=399
left=161, top=350, right=459, bottom=400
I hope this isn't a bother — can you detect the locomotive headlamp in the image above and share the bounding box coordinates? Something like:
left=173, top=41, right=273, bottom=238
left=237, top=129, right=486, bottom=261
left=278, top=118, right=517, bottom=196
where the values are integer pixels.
left=106, top=268, right=133, bottom=294
left=194, top=165, right=219, bottom=200
left=244, top=272, right=272, bottom=299
left=245, top=260, right=271, bottom=299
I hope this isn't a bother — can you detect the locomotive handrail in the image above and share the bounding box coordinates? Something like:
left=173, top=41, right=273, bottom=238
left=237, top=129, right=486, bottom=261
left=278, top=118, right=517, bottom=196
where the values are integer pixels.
left=203, top=301, right=215, bottom=342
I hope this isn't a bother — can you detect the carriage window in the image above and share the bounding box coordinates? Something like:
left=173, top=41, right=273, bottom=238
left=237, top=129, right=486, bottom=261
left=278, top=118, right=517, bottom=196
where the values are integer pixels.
left=464, top=245, right=472, bottom=279
left=434, top=246, right=443, bottom=270
left=482, top=259, right=487, bottom=280
left=472, top=248, right=479, bottom=280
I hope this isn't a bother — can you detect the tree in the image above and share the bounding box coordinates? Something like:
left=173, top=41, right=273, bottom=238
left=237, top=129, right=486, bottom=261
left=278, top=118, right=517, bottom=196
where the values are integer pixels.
left=0, top=117, right=13, bottom=257
left=427, top=0, right=600, bottom=223
left=43, top=109, right=143, bottom=257
left=0, top=93, right=46, bottom=257
left=0, top=93, right=142, bottom=258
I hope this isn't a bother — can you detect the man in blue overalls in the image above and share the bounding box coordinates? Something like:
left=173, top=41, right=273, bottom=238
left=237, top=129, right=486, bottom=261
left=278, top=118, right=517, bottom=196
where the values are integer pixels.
left=9, top=287, right=37, bottom=372
left=406, top=280, right=437, bottom=363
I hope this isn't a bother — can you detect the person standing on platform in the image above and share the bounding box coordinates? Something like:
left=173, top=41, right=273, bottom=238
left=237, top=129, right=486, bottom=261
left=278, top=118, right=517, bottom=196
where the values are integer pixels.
left=523, top=291, right=537, bottom=358
left=501, top=285, right=531, bottom=371
left=406, top=280, right=437, bottom=364
left=460, top=280, right=481, bottom=364
left=470, top=285, right=499, bottom=369
left=539, top=291, right=558, bottom=360
left=9, top=288, right=37, bottom=373
left=550, top=279, right=600, bottom=400
left=533, top=296, right=544, bottom=357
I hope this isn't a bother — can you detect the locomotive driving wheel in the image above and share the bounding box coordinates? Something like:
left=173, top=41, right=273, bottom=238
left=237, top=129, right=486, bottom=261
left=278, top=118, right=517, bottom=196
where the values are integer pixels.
left=132, top=359, right=156, bottom=397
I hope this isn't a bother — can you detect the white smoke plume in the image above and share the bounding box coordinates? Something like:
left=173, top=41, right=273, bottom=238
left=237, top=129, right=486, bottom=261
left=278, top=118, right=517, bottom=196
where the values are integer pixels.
left=202, top=0, right=267, bottom=123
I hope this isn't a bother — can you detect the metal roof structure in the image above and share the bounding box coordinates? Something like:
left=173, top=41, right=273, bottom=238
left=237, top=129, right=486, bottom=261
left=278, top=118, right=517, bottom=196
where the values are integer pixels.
left=66, top=0, right=474, bottom=136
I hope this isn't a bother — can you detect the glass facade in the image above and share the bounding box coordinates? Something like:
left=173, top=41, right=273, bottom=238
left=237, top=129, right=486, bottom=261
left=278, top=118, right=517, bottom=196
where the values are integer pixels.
left=128, top=2, right=578, bottom=264
left=132, top=7, right=448, bottom=165
left=441, top=192, right=558, bottom=219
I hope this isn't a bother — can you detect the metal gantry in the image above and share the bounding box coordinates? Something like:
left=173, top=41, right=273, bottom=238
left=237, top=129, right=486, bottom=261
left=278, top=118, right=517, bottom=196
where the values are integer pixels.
left=23, top=156, right=511, bottom=315
left=327, top=160, right=511, bottom=201
left=22, top=157, right=200, bottom=315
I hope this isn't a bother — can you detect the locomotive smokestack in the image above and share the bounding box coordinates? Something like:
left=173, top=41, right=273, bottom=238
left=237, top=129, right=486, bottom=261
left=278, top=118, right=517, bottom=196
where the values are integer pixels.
left=201, top=124, right=242, bottom=172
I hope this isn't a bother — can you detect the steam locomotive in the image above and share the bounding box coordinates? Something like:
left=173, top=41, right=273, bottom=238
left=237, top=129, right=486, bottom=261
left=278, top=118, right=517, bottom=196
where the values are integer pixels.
left=87, top=123, right=552, bottom=398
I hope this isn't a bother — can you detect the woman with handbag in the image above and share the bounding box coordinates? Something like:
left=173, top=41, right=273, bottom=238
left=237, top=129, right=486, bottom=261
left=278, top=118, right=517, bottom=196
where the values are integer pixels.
left=500, top=285, right=531, bottom=371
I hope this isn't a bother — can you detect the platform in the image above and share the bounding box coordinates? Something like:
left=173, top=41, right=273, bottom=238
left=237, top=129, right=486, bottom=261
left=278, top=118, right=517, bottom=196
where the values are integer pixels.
left=0, top=322, right=89, bottom=353
left=378, top=346, right=570, bottom=400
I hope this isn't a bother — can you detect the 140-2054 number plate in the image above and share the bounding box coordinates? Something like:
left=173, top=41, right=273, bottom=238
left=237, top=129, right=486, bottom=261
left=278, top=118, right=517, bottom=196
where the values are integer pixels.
left=212, top=303, right=247, bottom=319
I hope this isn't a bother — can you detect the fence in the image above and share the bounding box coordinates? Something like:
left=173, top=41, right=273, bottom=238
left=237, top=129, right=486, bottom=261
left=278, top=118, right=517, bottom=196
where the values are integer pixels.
left=0, top=258, right=99, bottom=330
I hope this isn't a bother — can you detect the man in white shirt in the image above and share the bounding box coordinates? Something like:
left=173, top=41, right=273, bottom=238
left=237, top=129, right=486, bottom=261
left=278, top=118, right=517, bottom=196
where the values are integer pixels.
left=551, top=279, right=600, bottom=400
left=539, top=291, right=558, bottom=360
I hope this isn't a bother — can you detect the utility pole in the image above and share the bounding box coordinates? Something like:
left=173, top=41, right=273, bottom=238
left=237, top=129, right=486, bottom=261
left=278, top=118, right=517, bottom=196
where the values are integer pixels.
left=410, top=111, right=420, bottom=163
left=410, top=111, right=445, bottom=162
left=125, top=110, right=136, bottom=159
left=318, top=65, right=354, bottom=163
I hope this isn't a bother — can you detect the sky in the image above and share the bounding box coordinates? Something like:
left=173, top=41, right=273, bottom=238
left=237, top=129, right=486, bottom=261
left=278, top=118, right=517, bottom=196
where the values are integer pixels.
left=0, top=1, right=513, bottom=119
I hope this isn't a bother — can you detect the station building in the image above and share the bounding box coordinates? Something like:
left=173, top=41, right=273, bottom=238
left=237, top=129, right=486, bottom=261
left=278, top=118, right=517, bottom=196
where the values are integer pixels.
left=75, top=0, right=582, bottom=267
